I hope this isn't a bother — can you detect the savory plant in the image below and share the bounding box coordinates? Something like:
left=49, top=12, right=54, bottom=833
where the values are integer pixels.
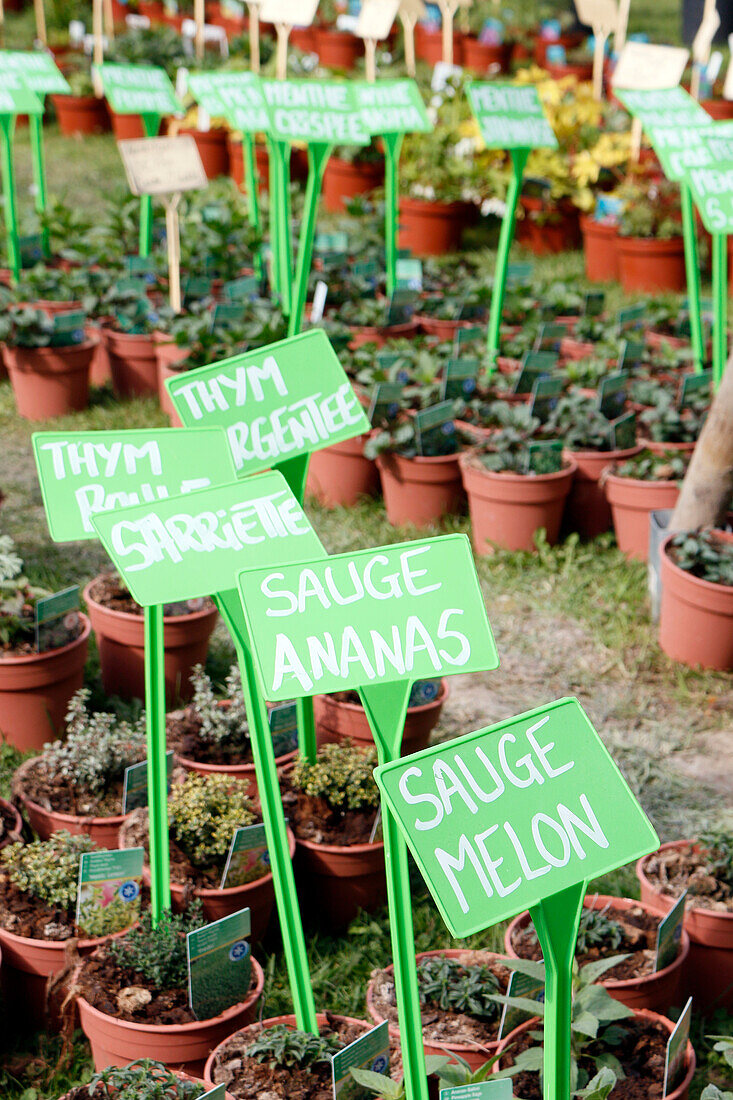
left=168, top=773, right=256, bottom=868
left=640, top=392, right=707, bottom=445
left=0, top=534, right=50, bottom=649
left=107, top=903, right=206, bottom=989
left=88, top=1059, right=208, bottom=1098
left=668, top=530, right=733, bottom=587
left=1, top=830, right=96, bottom=911
left=245, top=1024, right=341, bottom=1068
left=290, top=740, right=380, bottom=814
left=187, top=663, right=250, bottom=750
left=417, top=955, right=501, bottom=1020
left=0, top=306, right=86, bottom=348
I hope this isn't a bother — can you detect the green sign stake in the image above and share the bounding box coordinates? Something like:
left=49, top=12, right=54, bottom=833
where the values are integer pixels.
left=375, top=698, right=659, bottom=1100
left=93, top=471, right=325, bottom=1036
left=235, top=534, right=500, bottom=1100
left=0, top=75, right=43, bottom=283
left=466, top=82, right=557, bottom=369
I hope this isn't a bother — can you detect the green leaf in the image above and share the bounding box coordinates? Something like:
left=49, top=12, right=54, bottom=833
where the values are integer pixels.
left=574, top=1066, right=617, bottom=1100
left=572, top=1010, right=600, bottom=1039
left=579, top=984, right=634, bottom=1024
left=490, top=993, right=546, bottom=1017
left=501, top=957, right=546, bottom=982
left=579, top=954, right=631, bottom=987
left=513, top=1047, right=545, bottom=1073
left=349, top=1067, right=404, bottom=1099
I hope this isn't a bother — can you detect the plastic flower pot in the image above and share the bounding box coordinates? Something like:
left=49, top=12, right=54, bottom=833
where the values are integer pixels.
left=546, top=59, right=593, bottom=80
left=462, top=36, right=513, bottom=73
left=533, top=31, right=584, bottom=65
left=5, top=340, right=96, bottom=420
left=14, top=756, right=130, bottom=849
left=314, top=680, right=447, bottom=755
left=154, top=335, right=187, bottom=424
left=563, top=445, right=642, bottom=540
left=604, top=473, right=681, bottom=562
left=417, top=315, right=485, bottom=339
left=306, top=434, right=380, bottom=507
left=0, top=797, right=22, bottom=851
left=78, top=956, right=264, bottom=1075
left=637, top=840, right=733, bottom=1012
left=0, top=613, right=90, bottom=752
left=659, top=531, right=733, bottom=671
left=323, top=156, right=384, bottom=213
left=295, top=832, right=386, bottom=929
left=314, top=27, right=362, bottom=69
left=617, top=236, right=687, bottom=294
left=101, top=327, right=158, bottom=398
left=414, top=23, right=465, bottom=64
left=51, top=94, right=111, bottom=136
left=505, top=894, right=689, bottom=1013
left=109, top=110, right=150, bottom=140
left=516, top=196, right=582, bottom=255
left=702, top=98, right=733, bottom=120
left=348, top=319, right=421, bottom=349
left=641, top=438, right=696, bottom=456
left=460, top=453, right=577, bottom=554
left=178, top=127, right=230, bottom=179
left=398, top=197, right=472, bottom=256
left=376, top=452, right=464, bottom=528
left=84, top=580, right=218, bottom=705
left=580, top=215, right=619, bottom=283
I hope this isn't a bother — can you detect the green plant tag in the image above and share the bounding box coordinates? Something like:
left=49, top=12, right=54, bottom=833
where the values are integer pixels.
left=617, top=339, right=646, bottom=371
left=534, top=322, right=567, bottom=352
left=614, top=87, right=709, bottom=127
left=212, top=302, right=245, bottom=329
left=332, top=1021, right=390, bottom=1098
left=386, top=288, right=417, bottom=326
left=655, top=890, right=687, bottom=971
left=113, top=276, right=150, bottom=296
left=76, top=847, right=144, bottom=938
left=497, top=970, right=545, bottom=1039
left=221, top=823, right=271, bottom=889
left=0, top=71, right=43, bottom=115
left=354, top=78, right=431, bottom=135
left=583, top=291, right=604, bottom=317
left=414, top=400, right=455, bottom=455
left=598, top=372, right=628, bottom=420
left=373, top=697, right=659, bottom=938
left=50, top=310, right=86, bottom=347
left=609, top=411, right=637, bottom=451
left=93, top=62, right=182, bottom=115
left=35, top=585, right=80, bottom=652
left=466, top=81, right=557, bottom=149
left=353, top=259, right=378, bottom=280
left=663, top=996, right=692, bottom=1095
left=92, top=471, right=324, bottom=607
left=396, top=258, right=423, bottom=291
left=684, top=159, right=733, bottom=232
left=526, top=439, right=563, bottom=475
left=201, top=1087, right=225, bottom=1100
left=455, top=325, right=484, bottom=350
left=235, top=534, right=499, bottom=701
left=122, top=751, right=174, bottom=813
left=187, top=908, right=252, bottom=1021
left=225, top=275, right=260, bottom=301
left=0, top=50, right=70, bottom=96
left=187, top=71, right=269, bottom=133
left=183, top=275, right=211, bottom=301
left=616, top=303, right=645, bottom=330
left=441, top=359, right=479, bottom=402
left=269, top=702, right=299, bottom=755
left=376, top=351, right=403, bottom=370
left=261, top=79, right=370, bottom=145
left=441, top=1082, right=513, bottom=1100
left=514, top=351, right=557, bottom=396
left=126, top=255, right=157, bottom=278
left=166, top=331, right=370, bottom=475
left=506, top=261, right=533, bottom=286
left=679, top=369, right=712, bottom=407
left=19, top=232, right=43, bottom=267
left=529, top=376, right=563, bottom=425
left=33, top=428, right=236, bottom=542
left=316, top=231, right=349, bottom=254
left=369, top=382, right=404, bottom=424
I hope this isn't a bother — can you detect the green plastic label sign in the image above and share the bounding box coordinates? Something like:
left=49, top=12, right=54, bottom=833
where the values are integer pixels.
left=0, top=72, right=43, bottom=115
left=441, top=1081, right=513, bottom=1100
left=614, top=87, right=709, bottom=128
left=187, top=71, right=269, bottom=133
left=221, top=823, right=271, bottom=890
left=201, top=1088, right=225, bottom=1100
left=35, top=585, right=80, bottom=653
left=498, top=969, right=545, bottom=1038
left=466, top=82, right=557, bottom=150
left=92, top=471, right=324, bottom=607
left=332, top=1021, right=390, bottom=1099
left=0, top=51, right=70, bottom=95
left=123, top=751, right=174, bottom=813
left=76, top=847, right=144, bottom=938
left=166, top=331, right=370, bottom=475
left=261, top=79, right=370, bottom=145
left=269, top=702, right=299, bottom=755
left=236, top=534, right=499, bottom=701
left=655, top=890, right=686, bottom=971
left=663, top=996, right=692, bottom=1095
left=354, top=79, right=431, bottom=134
left=94, top=63, right=182, bottom=116
left=374, top=697, right=659, bottom=938
left=187, top=908, right=252, bottom=1021
left=684, top=160, right=733, bottom=232
left=33, top=428, right=236, bottom=542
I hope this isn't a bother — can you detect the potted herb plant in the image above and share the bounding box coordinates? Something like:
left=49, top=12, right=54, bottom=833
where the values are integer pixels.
left=13, top=687, right=147, bottom=847
left=98, top=287, right=163, bottom=398
left=52, top=66, right=111, bottom=136
left=281, top=740, right=385, bottom=929
left=315, top=2, right=363, bottom=69
left=0, top=535, right=90, bottom=752
left=462, top=7, right=514, bottom=74
left=83, top=573, right=218, bottom=706
left=603, top=449, right=689, bottom=561
left=638, top=830, right=733, bottom=1013
left=338, top=299, right=420, bottom=349
left=639, top=391, right=707, bottom=454
left=659, top=529, right=733, bottom=671
left=76, top=903, right=264, bottom=1073
left=14, top=263, right=94, bottom=315
left=59, top=1058, right=232, bottom=1100
left=314, top=678, right=447, bottom=757
left=616, top=181, right=686, bottom=294
left=0, top=306, right=96, bottom=420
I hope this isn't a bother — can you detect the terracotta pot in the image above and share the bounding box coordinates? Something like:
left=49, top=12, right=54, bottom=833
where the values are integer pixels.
left=367, top=949, right=514, bottom=1070
left=505, top=894, right=689, bottom=1013
left=139, top=0, right=164, bottom=19
left=178, top=127, right=230, bottom=179
left=376, top=452, right=464, bottom=528
left=659, top=531, right=733, bottom=671
left=4, top=339, right=95, bottom=420
left=0, top=614, right=90, bottom=752
left=102, top=327, right=158, bottom=398
left=617, top=236, right=687, bottom=294
left=78, top=957, right=264, bottom=1075
left=323, top=156, right=384, bottom=213
left=84, top=580, right=218, bottom=705
left=546, top=59, right=593, bottom=81
left=702, top=98, right=733, bottom=120
left=0, top=797, right=22, bottom=850
left=517, top=196, right=582, bottom=256
left=14, top=756, right=130, bottom=848
left=314, top=27, right=362, bottom=70
left=227, top=132, right=245, bottom=189
left=306, top=434, right=380, bottom=507
left=581, top=215, right=619, bottom=283
left=174, top=739, right=298, bottom=798
left=642, top=438, right=696, bottom=456
left=295, top=833, right=386, bottom=929
left=533, top=31, right=584, bottom=66
left=604, top=474, right=680, bottom=561
left=418, top=315, right=484, bottom=339
left=18, top=298, right=83, bottom=317
left=398, top=197, right=473, bottom=257
left=414, top=23, right=465, bottom=65
left=348, top=319, right=421, bottom=349
left=154, top=336, right=187, bottom=424
left=290, top=25, right=316, bottom=51
left=110, top=110, right=152, bottom=140
left=52, top=94, right=110, bottom=136
left=313, top=680, right=447, bottom=755
left=563, top=446, right=642, bottom=540
left=637, top=840, right=733, bottom=1012
left=560, top=335, right=596, bottom=361
left=460, top=454, right=576, bottom=553
left=462, top=36, right=513, bottom=73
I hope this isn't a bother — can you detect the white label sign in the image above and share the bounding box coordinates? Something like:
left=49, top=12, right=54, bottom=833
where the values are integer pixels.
left=259, top=0, right=319, bottom=24
left=118, top=135, right=208, bottom=196
left=612, top=42, right=690, bottom=90
left=357, top=0, right=400, bottom=40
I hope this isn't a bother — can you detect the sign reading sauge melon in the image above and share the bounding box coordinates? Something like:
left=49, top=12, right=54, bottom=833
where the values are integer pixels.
left=187, top=71, right=269, bottom=133
left=261, top=79, right=370, bottom=145
left=374, top=697, right=659, bottom=938
left=94, top=62, right=182, bottom=116
left=236, top=534, right=499, bottom=700
left=466, top=82, right=557, bottom=150
left=354, top=79, right=431, bottom=135
left=166, top=330, right=371, bottom=475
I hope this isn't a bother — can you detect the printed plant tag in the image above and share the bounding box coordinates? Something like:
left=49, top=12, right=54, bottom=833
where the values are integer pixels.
left=583, top=290, right=605, bottom=317
left=200, top=1087, right=226, bottom=1100
left=679, top=370, right=712, bottom=408
left=663, top=996, right=692, bottom=1095
left=529, top=376, right=563, bottom=425
left=331, top=1020, right=390, bottom=1099
left=355, top=78, right=432, bottom=135
left=454, top=325, right=484, bottom=350
left=395, top=257, right=423, bottom=290
left=617, top=340, right=645, bottom=371
left=94, top=62, right=182, bottom=115
left=611, top=42, right=689, bottom=90
left=534, top=322, right=567, bottom=352
left=441, top=358, right=479, bottom=402
left=35, top=585, right=80, bottom=653
left=118, top=135, right=208, bottom=197
left=369, top=382, right=405, bottom=425
left=526, top=439, right=563, bottom=475
left=387, top=288, right=418, bottom=326
left=269, top=702, right=299, bottom=755
left=598, top=372, right=628, bottom=420
left=514, top=351, right=557, bottom=396
left=50, top=310, right=86, bottom=348
left=466, top=81, right=557, bottom=149
left=123, top=751, right=175, bottom=813
left=440, top=1080, right=513, bottom=1100
left=414, top=400, right=456, bottom=455
left=187, top=908, right=252, bottom=1021
left=19, top=233, right=43, bottom=267
left=609, top=411, right=637, bottom=452
left=221, top=823, right=271, bottom=889
left=655, top=891, right=687, bottom=971
left=617, top=303, right=646, bottom=329
left=498, top=969, right=545, bottom=1039
left=76, top=847, right=144, bottom=938
left=0, top=49, right=70, bottom=95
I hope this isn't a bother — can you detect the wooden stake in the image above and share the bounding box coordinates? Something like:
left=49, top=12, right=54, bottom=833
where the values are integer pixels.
left=437, top=0, right=459, bottom=67
left=630, top=116, right=642, bottom=162
left=615, top=0, right=630, bottom=52
left=194, top=0, right=205, bottom=61
left=364, top=36, right=377, bottom=82
left=93, top=0, right=104, bottom=94
left=592, top=29, right=609, bottom=99
left=401, top=10, right=418, bottom=76
left=276, top=21, right=291, bottom=80
left=248, top=1, right=261, bottom=72
left=0, top=0, right=5, bottom=48
left=33, top=0, right=47, bottom=45
left=103, top=0, right=115, bottom=40
left=164, top=192, right=182, bottom=314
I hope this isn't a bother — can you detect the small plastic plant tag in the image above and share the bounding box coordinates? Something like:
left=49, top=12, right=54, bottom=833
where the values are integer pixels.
left=93, top=62, right=182, bottom=116
left=684, top=158, right=733, bottom=233
left=466, top=81, right=557, bottom=149
left=187, top=908, right=252, bottom=1021
left=534, top=322, right=567, bottom=352
left=454, top=325, right=484, bottom=351
left=331, top=1021, right=390, bottom=1099
left=616, top=303, right=646, bottom=330
left=221, top=823, right=271, bottom=889
left=497, top=970, right=545, bottom=1039
left=200, top=1087, right=226, bottom=1100
left=598, top=372, right=629, bottom=420
left=525, top=439, right=563, bottom=476
left=395, top=258, right=423, bottom=291
left=212, top=303, right=246, bottom=330
left=123, top=751, right=174, bottom=813
left=76, top=847, right=144, bottom=938
left=529, top=376, right=563, bottom=425
left=35, top=585, right=80, bottom=653
left=19, top=233, right=43, bottom=267
left=369, top=382, right=404, bottom=425
left=514, top=351, right=557, bottom=396
left=583, top=291, right=605, bottom=317
left=609, top=411, right=637, bottom=451
left=617, top=340, right=646, bottom=371
left=663, top=996, right=692, bottom=1095
left=679, top=369, right=712, bottom=408
left=225, top=275, right=260, bottom=301
left=441, top=1079, right=514, bottom=1100
left=655, top=891, right=687, bottom=971
left=441, top=359, right=479, bottom=402
left=414, top=401, right=455, bottom=456
left=50, top=310, right=86, bottom=347
left=387, top=287, right=418, bottom=326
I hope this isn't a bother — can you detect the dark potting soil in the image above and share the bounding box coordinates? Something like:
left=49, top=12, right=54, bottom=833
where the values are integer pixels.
left=510, top=904, right=664, bottom=980
left=0, top=801, right=19, bottom=847
left=79, top=949, right=258, bottom=1025
left=62, top=1084, right=204, bottom=1100
left=14, top=755, right=127, bottom=818
left=167, top=706, right=254, bottom=767
left=0, top=871, right=78, bottom=940
left=212, top=1015, right=371, bottom=1100
left=88, top=574, right=214, bottom=618
left=280, top=776, right=379, bottom=846
left=500, top=1018, right=672, bottom=1100
left=369, top=952, right=511, bottom=1048
left=644, top=843, right=733, bottom=912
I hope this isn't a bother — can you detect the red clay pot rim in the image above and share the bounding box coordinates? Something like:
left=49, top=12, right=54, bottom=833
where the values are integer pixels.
left=0, top=916, right=132, bottom=952
left=175, top=747, right=298, bottom=775
left=317, top=680, right=448, bottom=717
left=77, top=955, right=265, bottom=1033
left=0, top=796, right=23, bottom=840
left=459, top=453, right=578, bottom=483
left=295, top=832, right=385, bottom=857
left=377, top=452, right=461, bottom=468
left=637, top=839, right=733, bottom=924
left=603, top=472, right=681, bottom=489
left=505, top=893, right=690, bottom=990
left=83, top=579, right=215, bottom=626
left=15, top=756, right=130, bottom=829
left=564, top=445, right=642, bottom=462
left=160, top=828, right=296, bottom=898
left=0, top=612, right=91, bottom=666
left=5, top=337, right=98, bottom=356
left=660, top=530, right=733, bottom=598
